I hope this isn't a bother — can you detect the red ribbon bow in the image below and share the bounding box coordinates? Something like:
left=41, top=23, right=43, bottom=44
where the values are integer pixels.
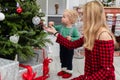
left=34, top=57, right=52, bottom=80
left=19, top=48, right=52, bottom=80
left=43, top=57, right=52, bottom=77
left=19, top=64, right=36, bottom=80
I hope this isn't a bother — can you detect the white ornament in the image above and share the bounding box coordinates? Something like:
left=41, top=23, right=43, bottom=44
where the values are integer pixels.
left=32, top=16, right=41, bottom=25
left=9, top=34, right=19, bottom=43
left=0, top=12, right=5, bottom=21
left=16, top=2, right=20, bottom=7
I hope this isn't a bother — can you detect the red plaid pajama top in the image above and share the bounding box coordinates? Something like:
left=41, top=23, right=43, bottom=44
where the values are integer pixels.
left=56, top=34, right=115, bottom=80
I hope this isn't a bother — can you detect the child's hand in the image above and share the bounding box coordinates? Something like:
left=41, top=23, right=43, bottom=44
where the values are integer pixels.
left=48, top=21, right=54, bottom=27
left=43, top=26, right=57, bottom=34
left=66, top=36, right=71, bottom=41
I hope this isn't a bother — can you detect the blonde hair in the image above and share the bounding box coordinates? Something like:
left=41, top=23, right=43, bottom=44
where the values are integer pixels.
left=82, top=1, right=116, bottom=50
left=64, top=9, right=79, bottom=24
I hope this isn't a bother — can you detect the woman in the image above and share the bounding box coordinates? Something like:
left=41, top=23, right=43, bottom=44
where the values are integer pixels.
left=44, top=1, right=116, bottom=80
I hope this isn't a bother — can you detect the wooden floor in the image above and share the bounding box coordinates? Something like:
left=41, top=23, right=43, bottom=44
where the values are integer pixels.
left=47, top=35, right=120, bottom=80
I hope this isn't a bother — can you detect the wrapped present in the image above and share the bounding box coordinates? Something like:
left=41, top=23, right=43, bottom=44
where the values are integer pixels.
left=0, top=48, right=50, bottom=80
left=0, top=58, right=43, bottom=80
left=18, top=48, right=47, bottom=64
left=18, top=63, right=43, bottom=80
left=18, top=48, right=52, bottom=80
left=0, top=58, right=19, bottom=80
left=33, top=48, right=48, bottom=63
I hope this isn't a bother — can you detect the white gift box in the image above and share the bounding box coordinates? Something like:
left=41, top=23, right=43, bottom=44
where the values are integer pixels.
left=0, top=58, right=19, bottom=80
left=18, top=63, right=43, bottom=80
left=0, top=48, right=47, bottom=80
left=18, top=48, right=46, bottom=64
left=18, top=49, right=45, bottom=80
left=34, top=48, right=48, bottom=63
left=0, top=58, right=43, bottom=80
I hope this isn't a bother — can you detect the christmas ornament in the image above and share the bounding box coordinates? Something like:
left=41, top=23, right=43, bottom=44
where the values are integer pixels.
left=32, top=16, right=41, bottom=25
left=9, top=34, right=19, bottom=43
left=0, top=12, right=5, bottom=21
left=16, top=2, right=20, bottom=7
left=16, top=2, right=22, bottom=14
left=16, top=7, right=23, bottom=14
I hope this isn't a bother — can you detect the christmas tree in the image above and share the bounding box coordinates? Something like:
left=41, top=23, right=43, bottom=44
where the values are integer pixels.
left=0, top=0, right=52, bottom=61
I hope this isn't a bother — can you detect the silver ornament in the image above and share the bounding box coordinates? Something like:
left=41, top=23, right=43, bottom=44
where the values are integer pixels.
left=32, top=16, right=41, bottom=25
left=0, top=12, right=5, bottom=21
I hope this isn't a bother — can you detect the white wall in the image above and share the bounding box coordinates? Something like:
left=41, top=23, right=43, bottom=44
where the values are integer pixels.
left=67, top=0, right=80, bottom=9
left=67, top=0, right=97, bottom=9
left=67, top=0, right=87, bottom=9
left=47, top=0, right=66, bottom=15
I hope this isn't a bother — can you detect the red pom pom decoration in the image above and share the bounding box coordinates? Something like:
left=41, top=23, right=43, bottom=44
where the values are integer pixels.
left=16, top=7, right=23, bottom=14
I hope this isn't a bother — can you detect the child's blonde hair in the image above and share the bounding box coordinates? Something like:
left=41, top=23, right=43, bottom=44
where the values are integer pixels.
left=64, top=9, right=79, bottom=24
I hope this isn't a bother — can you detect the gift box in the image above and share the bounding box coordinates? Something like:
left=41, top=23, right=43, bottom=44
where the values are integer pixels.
left=0, top=48, right=49, bottom=80
left=33, top=48, right=48, bottom=63
left=0, top=58, right=19, bottom=80
left=0, top=58, right=43, bottom=80
left=18, top=49, right=46, bottom=80
left=18, top=48, right=45, bottom=64
left=18, top=62, right=43, bottom=80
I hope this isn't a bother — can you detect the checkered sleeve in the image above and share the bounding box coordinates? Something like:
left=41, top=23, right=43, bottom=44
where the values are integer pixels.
left=56, top=34, right=84, bottom=49
left=85, top=40, right=114, bottom=80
